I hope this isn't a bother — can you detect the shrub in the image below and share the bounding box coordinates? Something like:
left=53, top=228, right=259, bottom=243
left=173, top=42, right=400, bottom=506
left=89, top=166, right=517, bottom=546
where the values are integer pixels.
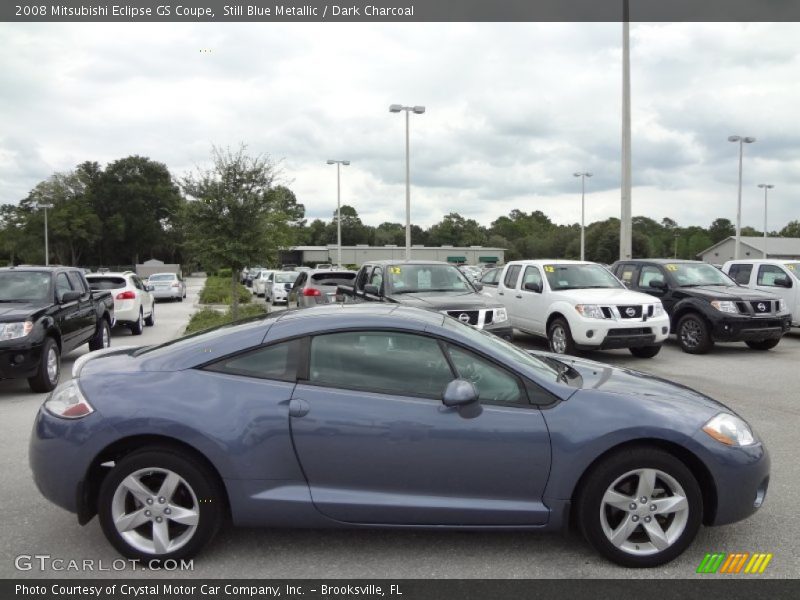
left=216, top=267, right=233, bottom=278
left=199, top=276, right=251, bottom=305
left=185, top=304, right=268, bottom=334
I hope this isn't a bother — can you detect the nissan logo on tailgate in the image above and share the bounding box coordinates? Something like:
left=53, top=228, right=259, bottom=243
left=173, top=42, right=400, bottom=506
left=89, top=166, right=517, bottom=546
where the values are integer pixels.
left=458, top=313, right=471, bottom=323
left=625, top=307, right=636, bottom=317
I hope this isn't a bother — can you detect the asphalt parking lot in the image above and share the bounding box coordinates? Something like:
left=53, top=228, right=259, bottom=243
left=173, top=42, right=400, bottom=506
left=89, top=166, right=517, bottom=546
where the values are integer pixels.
left=1, top=281, right=797, bottom=579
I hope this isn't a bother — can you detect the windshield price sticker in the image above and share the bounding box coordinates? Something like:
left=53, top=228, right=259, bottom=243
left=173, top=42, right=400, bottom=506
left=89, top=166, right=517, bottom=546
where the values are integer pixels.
left=666, top=264, right=679, bottom=271
left=787, top=264, right=795, bottom=271
left=544, top=265, right=555, bottom=273
left=389, top=267, right=402, bottom=275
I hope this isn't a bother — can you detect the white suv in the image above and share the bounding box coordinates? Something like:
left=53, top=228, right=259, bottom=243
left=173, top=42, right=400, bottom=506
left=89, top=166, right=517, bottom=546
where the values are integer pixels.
left=85, top=272, right=155, bottom=335
left=490, top=260, right=670, bottom=357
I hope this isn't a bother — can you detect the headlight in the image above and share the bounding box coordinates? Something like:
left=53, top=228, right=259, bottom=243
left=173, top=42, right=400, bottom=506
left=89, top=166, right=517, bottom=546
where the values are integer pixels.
left=778, top=299, right=787, bottom=312
left=494, top=308, right=508, bottom=323
left=652, top=303, right=665, bottom=317
left=44, top=380, right=95, bottom=419
left=575, top=304, right=606, bottom=319
left=0, top=320, right=34, bottom=341
left=702, top=413, right=756, bottom=446
left=710, top=300, right=739, bottom=314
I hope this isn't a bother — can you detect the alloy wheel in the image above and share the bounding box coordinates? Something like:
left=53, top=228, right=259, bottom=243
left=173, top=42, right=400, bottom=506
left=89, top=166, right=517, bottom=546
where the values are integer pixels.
left=46, top=347, right=59, bottom=384
left=680, top=320, right=701, bottom=349
left=551, top=326, right=567, bottom=353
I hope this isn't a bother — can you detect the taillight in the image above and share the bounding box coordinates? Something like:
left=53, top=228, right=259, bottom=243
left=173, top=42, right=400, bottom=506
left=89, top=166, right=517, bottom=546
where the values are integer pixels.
left=44, top=381, right=94, bottom=420
left=171, top=283, right=180, bottom=288
left=116, top=291, right=136, bottom=300
left=303, top=288, right=322, bottom=296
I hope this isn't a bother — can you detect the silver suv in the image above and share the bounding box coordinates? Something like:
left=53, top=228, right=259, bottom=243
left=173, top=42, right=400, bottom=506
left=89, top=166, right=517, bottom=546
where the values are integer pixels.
left=287, top=269, right=356, bottom=308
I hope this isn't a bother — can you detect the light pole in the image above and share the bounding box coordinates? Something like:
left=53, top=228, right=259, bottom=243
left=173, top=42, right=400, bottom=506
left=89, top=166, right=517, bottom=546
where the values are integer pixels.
left=573, top=172, right=592, bottom=261
left=728, top=135, right=756, bottom=259
left=758, top=183, right=774, bottom=258
left=35, top=203, right=54, bottom=266
left=389, top=103, right=425, bottom=260
left=326, top=159, right=350, bottom=267
left=620, top=0, right=632, bottom=261
left=673, top=232, right=680, bottom=259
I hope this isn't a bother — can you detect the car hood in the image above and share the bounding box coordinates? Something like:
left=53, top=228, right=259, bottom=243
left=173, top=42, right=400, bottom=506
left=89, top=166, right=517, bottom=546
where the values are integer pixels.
left=387, top=291, right=502, bottom=310
left=0, top=302, right=46, bottom=321
left=677, top=284, right=779, bottom=301
left=531, top=350, right=729, bottom=414
left=550, top=288, right=657, bottom=304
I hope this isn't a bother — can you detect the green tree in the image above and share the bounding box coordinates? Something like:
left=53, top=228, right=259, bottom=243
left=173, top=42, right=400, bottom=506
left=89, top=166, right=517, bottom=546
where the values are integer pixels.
left=427, top=212, right=487, bottom=246
left=708, top=218, right=735, bottom=243
left=182, top=145, right=293, bottom=318
left=780, top=220, right=800, bottom=237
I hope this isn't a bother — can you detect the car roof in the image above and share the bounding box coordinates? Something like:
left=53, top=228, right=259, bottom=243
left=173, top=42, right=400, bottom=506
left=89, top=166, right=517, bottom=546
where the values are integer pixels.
left=86, top=271, right=134, bottom=277
left=361, top=260, right=452, bottom=266
left=721, top=259, right=794, bottom=265
left=274, top=303, right=445, bottom=326
left=0, top=265, right=76, bottom=273
left=613, top=259, right=707, bottom=265
left=507, top=259, right=596, bottom=266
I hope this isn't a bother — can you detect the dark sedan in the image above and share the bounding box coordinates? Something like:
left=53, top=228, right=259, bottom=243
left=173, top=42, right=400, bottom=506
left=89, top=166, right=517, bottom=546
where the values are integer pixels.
left=29, top=305, right=768, bottom=567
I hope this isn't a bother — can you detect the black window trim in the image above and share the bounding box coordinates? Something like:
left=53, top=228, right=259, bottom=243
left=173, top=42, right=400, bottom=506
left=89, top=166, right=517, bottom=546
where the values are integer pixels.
left=199, top=336, right=303, bottom=383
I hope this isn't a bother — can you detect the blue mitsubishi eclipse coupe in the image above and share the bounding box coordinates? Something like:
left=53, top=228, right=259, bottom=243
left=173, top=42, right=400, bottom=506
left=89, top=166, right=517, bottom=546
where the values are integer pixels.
left=29, top=304, right=769, bottom=567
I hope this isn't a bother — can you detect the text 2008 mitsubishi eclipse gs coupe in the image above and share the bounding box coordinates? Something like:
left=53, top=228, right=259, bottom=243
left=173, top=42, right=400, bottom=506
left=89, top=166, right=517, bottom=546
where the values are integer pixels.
left=30, top=305, right=769, bottom=567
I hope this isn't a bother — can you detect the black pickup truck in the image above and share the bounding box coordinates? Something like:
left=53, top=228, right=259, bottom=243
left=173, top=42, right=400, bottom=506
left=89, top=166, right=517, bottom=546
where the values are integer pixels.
left=611, top=259, right=791, bottom=353
left=337, top=260, right=513, bottom=340
left=0, top=266, right=115, bottom=392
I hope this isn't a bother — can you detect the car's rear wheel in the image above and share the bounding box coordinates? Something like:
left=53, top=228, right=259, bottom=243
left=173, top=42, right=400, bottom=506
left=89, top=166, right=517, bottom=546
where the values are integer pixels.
left=28, top=337, right=60, bottom=393
left=548, top=318, right=576, bottom=355
left=89, top=319, right=111, bottom=351
left=98, top=448, right=223, bottom=561
left=577, top=447, right=702, bottom=567
left=629, top=345, right=661, bottom=358
left=676, top=313, right=713, bottom=354
left=130, top=309, right=144, bottom=335
left=144, top=304, right=155, bottom=327
left=745, top=339, right=780, bottom=350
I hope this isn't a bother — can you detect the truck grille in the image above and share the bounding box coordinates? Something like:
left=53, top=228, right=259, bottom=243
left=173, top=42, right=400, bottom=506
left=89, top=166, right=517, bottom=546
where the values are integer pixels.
left=446, top=310, right=479, bottom=325
left=616, top=305, right=643, bottom=319
left=750, top=300, right=774, bottom=314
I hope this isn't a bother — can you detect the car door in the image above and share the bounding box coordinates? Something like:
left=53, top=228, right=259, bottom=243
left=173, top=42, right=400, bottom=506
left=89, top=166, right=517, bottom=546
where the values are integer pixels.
left=637, top=265, right=675, bottom=312
left=289, top=330, right=551, bottom=526
left=66, top=270, right=95, bottom=342
left=754, top=264, right=793, bottom=309
left=496, top=265, right=522, bottom=324
left=54, top=272, right=80, bottom=351
left=516, top=265, right=547, bottom=334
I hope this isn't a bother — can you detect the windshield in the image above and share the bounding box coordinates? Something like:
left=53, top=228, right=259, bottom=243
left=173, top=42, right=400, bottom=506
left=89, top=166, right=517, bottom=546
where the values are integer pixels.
left=387, top=264, right=473, bottom=293
left=784, top=262, right=800, bottom=277
left=148, top=274, right=176, bottom=282
left=442, top=318, right=563, bottom=382
left=543, top=264, right=624, bottom=291
left=667, top=263, right=734, bottom=286
left=0, top=271, right=52, bottom=302
left=275, top=272, right=299, bottom=284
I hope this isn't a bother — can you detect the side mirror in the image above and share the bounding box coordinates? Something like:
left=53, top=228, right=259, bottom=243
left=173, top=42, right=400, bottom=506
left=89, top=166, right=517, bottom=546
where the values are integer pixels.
left=364, top=284, right=381, bottom=296
left=523, top=281, right=543, bottom=293
left=59, top=290, right=81, bottom=303
left=774, top=276, right=792, bottom=288
left=146, top=285, right=155, bottom=292
left=472, top=281, right=484, bottom=291
left=648, top=279, right=667, bottom=290
left=442, top=379, right=479, bottom=407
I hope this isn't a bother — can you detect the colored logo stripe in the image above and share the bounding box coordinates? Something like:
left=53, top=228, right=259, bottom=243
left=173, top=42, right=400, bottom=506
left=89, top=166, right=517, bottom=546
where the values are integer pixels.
left=744, top=553, right=773, bottom=574
left=697, top=552, right=773, bottom=574
left=697, top=553, right=726, bottom=573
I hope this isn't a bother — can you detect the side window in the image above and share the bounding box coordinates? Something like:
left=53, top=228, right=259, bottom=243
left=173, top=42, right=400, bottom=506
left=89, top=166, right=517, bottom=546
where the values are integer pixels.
left=370, top=267, right=383, bottom=289
left=617, top=264, right=637, bottom=286
left=480, top=268, right=498, bottom=285
left=521, top=266, right=542, bottom=290
left=757, top=265, right=788, bottom=286
left=132, top=276, right=144, bottom=290
left=309, top=331, right=453, bottom=398
left=355, top=267, right=370, bottom=292
left=55, top=273, right=73, bottom=295
left=728, top=264, right=753, bottom=285
left=446, top=345, right=522, bottom=404
left=639, top=266, right=665, bottom=288
left=503, top=265, right=521, bottom=288
left=205, top=339, right=299, bottom=381
left=292, top=272, right=307, bottom=290
left=67, top=272, right=88, bottom=294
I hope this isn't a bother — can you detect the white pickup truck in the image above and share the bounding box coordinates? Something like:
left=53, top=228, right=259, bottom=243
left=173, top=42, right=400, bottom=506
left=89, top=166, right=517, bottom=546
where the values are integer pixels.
left=721, top=259, right=798, bottom=327
left=485, top=260, right=670, bottom=357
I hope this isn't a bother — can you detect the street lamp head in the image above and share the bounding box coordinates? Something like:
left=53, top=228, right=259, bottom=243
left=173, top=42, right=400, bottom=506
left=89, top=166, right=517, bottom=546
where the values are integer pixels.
left=342, top=160, right=351, bottom=166
left=326, top=160, right=336, bottom=165
left=389, top=104, right=403, bottom=113
left=412, top=106, right=426, bottom=114
left=585, top=173, right=593, bottom=178
left=35, top=203, right=54, bottom=210
left=758, top=183, right=774, bottom=189
left=573, top=172, right=581, bottom=177
left=728, top=135, right=741, bottom=142
left=743, top=137, right=756, bottom=144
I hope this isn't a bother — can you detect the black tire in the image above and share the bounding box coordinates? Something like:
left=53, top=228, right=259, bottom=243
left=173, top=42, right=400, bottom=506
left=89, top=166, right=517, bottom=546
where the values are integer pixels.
left=130, top=309, right=144, bottom=335
left=577, top=446, right=703, bottom=568
left=745, top=338, right=780, bottom=351
left=28, top=337, right=60, bottom=393
left=98, top=447, right=224, bottom=561
left=629, top=345, right=661, bottom=358
left=144, top=304, right=155, bottom=327
left=676, top=313, right=714, bottom=354
left=89, top=319, right=111, bottom=351
left=548, top=318, right=577, bottom=355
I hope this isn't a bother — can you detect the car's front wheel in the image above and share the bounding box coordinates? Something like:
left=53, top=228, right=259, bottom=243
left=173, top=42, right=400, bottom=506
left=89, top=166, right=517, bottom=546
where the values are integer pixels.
left=98, top=448, right=223, bottom=561
left=745, top=339, right=780, bottom=351
left=629, top=345, right=661, bottom=358
left=577, top=446, right=702, bottom=567
left=676, top=313, right=713, bottom=354
left=28, top=337, right=60, bottom=393
left=547, top=318, right=576, bottom=355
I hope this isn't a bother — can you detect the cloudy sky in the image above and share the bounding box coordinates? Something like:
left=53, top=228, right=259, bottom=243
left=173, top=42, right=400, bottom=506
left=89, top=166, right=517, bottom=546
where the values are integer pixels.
left=1, top=21, right=799, bottom=231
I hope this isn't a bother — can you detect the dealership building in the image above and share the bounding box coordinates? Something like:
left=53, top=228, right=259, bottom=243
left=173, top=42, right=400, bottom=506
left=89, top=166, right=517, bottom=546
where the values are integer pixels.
left=697, top=236, right=800, bottom=263
left=280, top=245, right=505, bottom=267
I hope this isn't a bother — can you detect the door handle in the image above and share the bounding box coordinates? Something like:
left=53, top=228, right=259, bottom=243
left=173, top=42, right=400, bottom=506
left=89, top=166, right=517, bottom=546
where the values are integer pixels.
left=289, top=398, right=310, bottom=417
left=515, top=294, right=522, bottom=298
left=498, top=291, right=504, bottom=295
